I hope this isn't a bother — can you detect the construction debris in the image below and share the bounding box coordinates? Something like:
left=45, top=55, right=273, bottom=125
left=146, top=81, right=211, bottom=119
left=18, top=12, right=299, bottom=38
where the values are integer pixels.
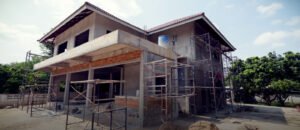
left=188, top=121, right=219, bottom=130
left=238, top=124, right=259, bottom=130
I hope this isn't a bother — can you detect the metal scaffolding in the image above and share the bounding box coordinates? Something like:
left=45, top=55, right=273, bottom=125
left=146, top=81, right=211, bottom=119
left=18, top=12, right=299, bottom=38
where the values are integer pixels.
left=19, top=84, right=49, bottom=117
left=144, top=59, right=195, bottom=122
left=191, top=33, right=233, bottom=117
left=19, top=51, right=50, bottom=113
left=66, top=79, right=127, bottom=130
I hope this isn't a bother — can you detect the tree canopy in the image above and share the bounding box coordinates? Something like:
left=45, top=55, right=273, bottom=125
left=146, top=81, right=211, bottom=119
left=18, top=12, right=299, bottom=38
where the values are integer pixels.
left=0, top=56, right=49, bottom=93
left=229, top=51, right=300, bottom=106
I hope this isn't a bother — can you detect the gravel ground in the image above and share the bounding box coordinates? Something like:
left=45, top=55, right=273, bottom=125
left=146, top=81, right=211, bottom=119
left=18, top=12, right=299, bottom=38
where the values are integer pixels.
left=0, top=104, right=300, bottom=130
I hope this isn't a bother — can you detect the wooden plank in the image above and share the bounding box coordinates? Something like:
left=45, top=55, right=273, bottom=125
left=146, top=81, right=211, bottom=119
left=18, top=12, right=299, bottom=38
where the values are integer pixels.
left=52, top=62, right=70, bottom=67
left=52, top=50, right=141, bottom=75
left=72, top=55, right=92, bottom=62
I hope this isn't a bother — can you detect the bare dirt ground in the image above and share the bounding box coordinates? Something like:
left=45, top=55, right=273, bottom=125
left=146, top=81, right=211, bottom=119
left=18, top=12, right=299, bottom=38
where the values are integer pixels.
left=0, top=104, right=300, bottom=130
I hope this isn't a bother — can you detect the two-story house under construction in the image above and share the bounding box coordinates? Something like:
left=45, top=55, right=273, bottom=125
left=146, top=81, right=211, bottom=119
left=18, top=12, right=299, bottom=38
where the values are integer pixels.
left=33, top=2, right=235, bottom=128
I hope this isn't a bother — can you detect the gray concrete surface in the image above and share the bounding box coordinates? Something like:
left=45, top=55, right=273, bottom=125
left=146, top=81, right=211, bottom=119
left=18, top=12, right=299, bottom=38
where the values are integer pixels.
left=1, top=104, right=300, bottom=130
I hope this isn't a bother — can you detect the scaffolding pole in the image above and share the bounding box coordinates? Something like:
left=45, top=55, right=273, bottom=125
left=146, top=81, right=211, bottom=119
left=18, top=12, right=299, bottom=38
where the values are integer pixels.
left=66, top=79, right=127, bottom=130
left=144, top=59, right=195, bottom=123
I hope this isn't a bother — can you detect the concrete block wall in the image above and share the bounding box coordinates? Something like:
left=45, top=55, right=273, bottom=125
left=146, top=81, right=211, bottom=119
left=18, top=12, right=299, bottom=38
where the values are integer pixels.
left=124, top=62, right=140, bottom=96
left=0, top=94, right=47, bottom=107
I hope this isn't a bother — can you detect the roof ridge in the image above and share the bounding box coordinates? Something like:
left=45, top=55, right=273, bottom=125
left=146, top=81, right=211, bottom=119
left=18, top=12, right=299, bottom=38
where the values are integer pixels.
left=147, top=12, right=204, bottom=32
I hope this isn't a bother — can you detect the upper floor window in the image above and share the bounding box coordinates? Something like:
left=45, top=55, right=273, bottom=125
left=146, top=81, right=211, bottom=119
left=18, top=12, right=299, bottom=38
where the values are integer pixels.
left=57, top=41, right=67, bottom=55
left=74, top=30, right=89, bottom=47
left=106, top=30, right=111, bottom=34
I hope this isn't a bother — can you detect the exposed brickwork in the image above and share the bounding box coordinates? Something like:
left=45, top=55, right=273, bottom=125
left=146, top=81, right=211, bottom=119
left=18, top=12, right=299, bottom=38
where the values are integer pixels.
left=115, top=97, right=139, bottom=109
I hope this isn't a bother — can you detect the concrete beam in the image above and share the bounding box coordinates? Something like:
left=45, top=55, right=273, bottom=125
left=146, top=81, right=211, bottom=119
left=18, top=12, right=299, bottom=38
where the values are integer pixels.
left=34, top=30, right=176, bottom=71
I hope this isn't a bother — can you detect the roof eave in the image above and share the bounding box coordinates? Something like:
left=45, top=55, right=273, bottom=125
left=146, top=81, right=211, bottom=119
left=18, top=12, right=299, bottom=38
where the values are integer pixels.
left=38, top=2, right=147, bottom=44
left=146, top=15, right=236, bottom=51
left=38, top=3, right=88, bottom=43
left=202, top=15, right=236, bottom=51
left=147, top=14, right=204, bottom=35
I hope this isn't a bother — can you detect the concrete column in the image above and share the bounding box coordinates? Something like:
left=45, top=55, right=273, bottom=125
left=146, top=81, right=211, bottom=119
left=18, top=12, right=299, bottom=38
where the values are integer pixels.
left=53, top=44, right=58, bottom=56
left=185, top=65, right=190, bottom=114
left=109, top=73, right=113, bottom=98
left=68, top=37, right=75, bottom=50
left=47, top=74, right=53, bottom=102
left=86, top=68, right=94, bottom=107
left=120, top=68, right=123, bottom=95
left=63, top=73, right=71, bottom=105
left=139, top=51, right=147, bottom=128
left=173, top=56, right=179, bottom=118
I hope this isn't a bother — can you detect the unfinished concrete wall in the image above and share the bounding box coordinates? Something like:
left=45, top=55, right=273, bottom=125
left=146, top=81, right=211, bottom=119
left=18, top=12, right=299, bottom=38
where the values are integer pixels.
left=124, top=62, right=140, bottom=97
left=52, top=74, right=67, bottom=100
left=53, top=13, right=97, bottom=55
left=94, top=13, right=145, bottom=39
left=147, top=22, right=195, bottom=59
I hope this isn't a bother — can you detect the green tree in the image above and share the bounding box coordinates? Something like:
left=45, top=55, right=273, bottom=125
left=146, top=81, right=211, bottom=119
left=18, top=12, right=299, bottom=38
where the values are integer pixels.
left=0, top=64, right=10, bottom=92
left=40, top=43, right=54, bottom=57
left=228, top=51, right=300, bottom=106
left=0, top=56, right=49, bottom=93
left=270, top=79, right=300, bottom=106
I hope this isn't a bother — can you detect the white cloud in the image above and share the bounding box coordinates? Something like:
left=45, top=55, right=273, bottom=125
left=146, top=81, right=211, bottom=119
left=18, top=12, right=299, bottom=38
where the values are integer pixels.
left=34, top=0, right=77, bottom=20
left=0, top=22, right=42, bottom=63
left=271, top=16, right=300, bottom=26
left=286, top=16, right=300, bottom=26
left=271, top=19, right=282, bottom=25
left=254, top=30, right=300, bottom=48
left=225, top=4, right=235, bottom=9
left=257, top=2, right=283, bottom=16
left=33, top=0, right=142, bottom=20
left=89, top=0, right=142, bottom=19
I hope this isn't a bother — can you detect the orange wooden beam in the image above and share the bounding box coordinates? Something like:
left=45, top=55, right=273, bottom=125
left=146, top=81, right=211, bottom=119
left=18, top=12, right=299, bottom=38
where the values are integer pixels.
left=52, top=50, right=141, bottom=75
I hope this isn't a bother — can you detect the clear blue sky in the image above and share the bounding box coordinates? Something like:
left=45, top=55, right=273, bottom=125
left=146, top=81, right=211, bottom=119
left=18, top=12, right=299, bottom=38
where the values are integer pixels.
left=0, top=0, right=299, bottom=64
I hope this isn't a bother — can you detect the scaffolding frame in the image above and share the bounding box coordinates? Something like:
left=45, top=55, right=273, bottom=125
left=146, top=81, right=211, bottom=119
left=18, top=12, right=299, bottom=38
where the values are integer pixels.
left=19, top=84, right=49, bottom=117
left=66, top=79, right=127, bottom=130
left=19, top=51, right=50, bottom=111
left=191, top=33, right=233, bottom=117
left=48, top=84, right=59, bottom=111
left=144, top=59, right=196, bottom=122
